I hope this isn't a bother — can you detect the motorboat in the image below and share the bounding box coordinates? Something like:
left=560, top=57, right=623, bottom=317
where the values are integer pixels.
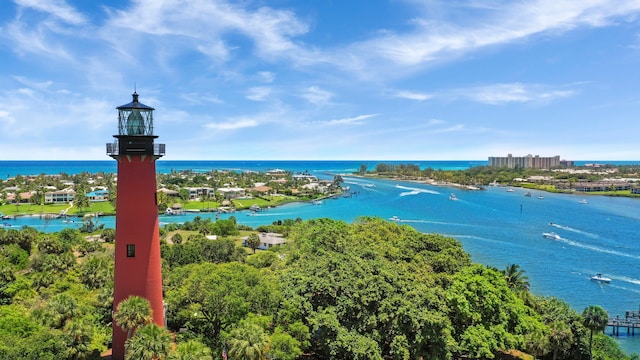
left=590, top=273, right=611, bottom=284
left=389, top=216, right=400, bottom=221
left=537, top=196, right=544, bottom=200
left=542, top=232, right=561, bottom=240
left=312, top=200, right=324, bottom=205
left=579, top=199, right=588, bottom=204
left=506, top=188, right=514, bottom=192
left=449, top=193, right=458, bottom=201
left=524, top=191, right=532, bottom=197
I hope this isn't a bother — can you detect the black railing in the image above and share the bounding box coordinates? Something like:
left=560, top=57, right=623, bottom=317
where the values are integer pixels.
left=106, top=140, right=165, bottom=157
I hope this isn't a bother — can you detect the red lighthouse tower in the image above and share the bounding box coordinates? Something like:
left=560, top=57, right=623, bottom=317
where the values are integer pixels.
left=107, top=92, right=165, bottom=360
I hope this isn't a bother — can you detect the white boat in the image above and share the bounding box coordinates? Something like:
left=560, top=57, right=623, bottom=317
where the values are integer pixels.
left=390, top=216, right=400, bottom=221
left=312, top=200, right=324, bottom=205
left=542, top=232, right=561, bottom=240
left=537, top=196, right=544, bottom=200
left=579, top=199, right=588, bottom=204
left=449, top=193, right=458, bottom=201
left=524, top=191, right=532, bottom=197
left=506, top=188, right=514, bottom=192
left=590, top=273, right=611, bottom=283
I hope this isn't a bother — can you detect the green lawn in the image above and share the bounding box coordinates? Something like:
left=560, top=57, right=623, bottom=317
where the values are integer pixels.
left=0, top=201, right=115, bottom=217
left=232, top=195, right=300, bottom=209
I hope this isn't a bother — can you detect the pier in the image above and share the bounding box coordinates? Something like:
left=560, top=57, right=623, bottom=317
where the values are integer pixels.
left=607, top=311, right=640, bottom=336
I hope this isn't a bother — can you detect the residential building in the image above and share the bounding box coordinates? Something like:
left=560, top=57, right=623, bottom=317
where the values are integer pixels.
left=488, top=154, right=561, bottom=169
left=242, top=232, right=287, bottom=250
left=184, top=187, right=215, bottom=200
left=86, top=188, right=109, bottom=202
left=45, top=188, right=76, bottom=204
left=217, top=187, right=246, bottom=199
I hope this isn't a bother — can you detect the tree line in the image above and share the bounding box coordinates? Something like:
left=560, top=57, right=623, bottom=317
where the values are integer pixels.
left=0, top=217, right=634, bottom=359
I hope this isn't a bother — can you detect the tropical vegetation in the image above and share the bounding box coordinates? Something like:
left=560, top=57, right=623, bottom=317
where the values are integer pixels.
left=0, top=216, right=636, bottom=359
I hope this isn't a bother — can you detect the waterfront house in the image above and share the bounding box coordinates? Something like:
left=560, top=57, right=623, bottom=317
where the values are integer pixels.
left=86, top=189, right=109, bottom=202
left=158, top=188, right=180, bottom=197
left=184, top=187, right=215, bottom=200
left=45, top=188, right=76, bottom=204
left=242, top=232, right=287, bottom=250
left=217, top=187, right=246, bottom=199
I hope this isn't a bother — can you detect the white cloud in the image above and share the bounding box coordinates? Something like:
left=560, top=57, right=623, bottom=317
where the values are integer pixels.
left=339, top=1, right=640, bottom=74
left=12, top=76, right=53, bottom=89
left=14, top=0, right=87, bottom=25
left=461, top=83, right=575, bottom=104
left=301, top=86, right=333, bottom=105
left=5, top=21, right=73, bottom=59
left=317, top=114, right=378, bottom=126
left=205, top=118, right=259, bottom=130
left=258, top=71, right=276, bottom=83
left=104, top=0, right=310, bottom=63
left=246, top=87, right=272, bottom=101
left=396, top=90, right=432, bottom=101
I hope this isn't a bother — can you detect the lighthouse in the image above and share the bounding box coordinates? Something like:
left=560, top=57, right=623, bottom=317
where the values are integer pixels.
left=107, top=92, right=165, bottom=360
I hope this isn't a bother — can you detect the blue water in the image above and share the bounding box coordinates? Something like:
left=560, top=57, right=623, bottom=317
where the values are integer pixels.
left=2, top=160, right=640, bottom=354
left=0, top=160, right=487, bottom=180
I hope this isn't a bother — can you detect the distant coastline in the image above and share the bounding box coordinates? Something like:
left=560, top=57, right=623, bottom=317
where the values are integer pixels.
left=2, top=159, right=639, bottom=180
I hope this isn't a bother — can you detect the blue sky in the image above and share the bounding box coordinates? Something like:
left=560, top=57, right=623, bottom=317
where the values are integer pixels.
left=2, top=0, right=640, bottom=161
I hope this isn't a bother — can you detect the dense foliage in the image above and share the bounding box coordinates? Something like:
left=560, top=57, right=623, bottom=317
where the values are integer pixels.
left=363, top=163, right=640, bottom=189
left=0, top=218, right=636, bottom=359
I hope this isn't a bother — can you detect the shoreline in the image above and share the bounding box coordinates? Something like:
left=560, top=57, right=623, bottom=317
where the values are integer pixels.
left=349, top=173, right=640, bottom=198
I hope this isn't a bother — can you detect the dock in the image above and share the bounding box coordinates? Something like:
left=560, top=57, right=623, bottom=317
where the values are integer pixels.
left=607, top=311, right=640, bottom=336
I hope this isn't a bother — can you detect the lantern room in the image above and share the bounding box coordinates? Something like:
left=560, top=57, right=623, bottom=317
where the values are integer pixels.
left=106, top=92, right=165, bottom=158
left=117, top=91, right=155, bottom=136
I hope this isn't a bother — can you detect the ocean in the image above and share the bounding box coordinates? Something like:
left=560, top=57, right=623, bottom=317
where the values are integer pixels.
left=2, top=160, right=640, bottom=354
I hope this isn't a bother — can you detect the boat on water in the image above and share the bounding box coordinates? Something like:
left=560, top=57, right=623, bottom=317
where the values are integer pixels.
left=524, top=191, right=532, bottom=197
left=579, top=199, right=588, bottom=204
left=312, top=200, right=324, bottom=205
left=537, top=196, right=544, bottom=200
left=590, top=273, right=611, bottom=284
left=542, top=232, right=561, bottom=240
left=389, top=216, right=400, bottom=221
left=449, top=193, right=458, bottom=201
left=506, top=188, right=514, bottom=192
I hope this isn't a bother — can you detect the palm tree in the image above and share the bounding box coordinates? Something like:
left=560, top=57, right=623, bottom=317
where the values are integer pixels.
left=126, top=323, right=172, bottom=360
left=502, top=263, right=530, bottom=292
left=64, top=319, right=93, bottom=360
left=114, top=296, right=153, bottom=343
left=45, top=293, right=80, bottom=329
left=168, top=339, right=212, bottom=360
left=227, top=323, right=269, bottom=360
left=524, top=329, right=549, bottom=360
left=582, top=305, right=609, bottom=360
left=548, top=320, right=573, bottom=360
left=246, top=234, right=261, bottom=254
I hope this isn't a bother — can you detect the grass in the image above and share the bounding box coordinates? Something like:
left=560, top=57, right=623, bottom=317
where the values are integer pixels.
left=0, top=201, right=116, bottom=217
left=231, top=195, right=300, bottom=209
left=161, top=228, right=253, bottom=254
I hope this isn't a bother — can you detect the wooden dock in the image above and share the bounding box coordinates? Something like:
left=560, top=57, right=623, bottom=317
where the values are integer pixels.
left=607, top=311, right=640, bottom=336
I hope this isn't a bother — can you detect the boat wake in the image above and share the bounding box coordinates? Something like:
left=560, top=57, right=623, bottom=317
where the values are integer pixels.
left=610, top=285, right=640, bottom=294
left=611, top=275, right=640, bottom=286
left=550, top=223, right=599, bottom=238
left=395, top=184, right=440, bottom=197
left=399, top=219, right=472, bottom=227
left=246, top=212, right=289, bottom=217
left=557, top=237, right=640, bottom=260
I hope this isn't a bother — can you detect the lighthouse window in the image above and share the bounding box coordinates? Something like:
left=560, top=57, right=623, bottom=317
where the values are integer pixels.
left=127, top=244, right=136, bottom=257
